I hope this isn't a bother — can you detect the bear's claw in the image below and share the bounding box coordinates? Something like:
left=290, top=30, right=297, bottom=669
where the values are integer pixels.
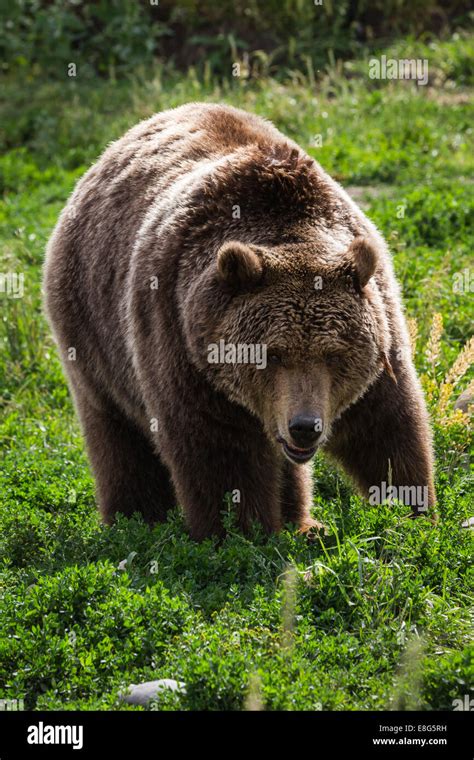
left=298, top=518, right=327, bottom=540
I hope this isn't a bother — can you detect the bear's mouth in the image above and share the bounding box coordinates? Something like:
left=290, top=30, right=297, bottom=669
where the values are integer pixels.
left=278, top=437, right=317, bottom=464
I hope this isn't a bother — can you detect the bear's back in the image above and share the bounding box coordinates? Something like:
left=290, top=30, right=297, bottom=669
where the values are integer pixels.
left=44, top=104, right=294, bottom=415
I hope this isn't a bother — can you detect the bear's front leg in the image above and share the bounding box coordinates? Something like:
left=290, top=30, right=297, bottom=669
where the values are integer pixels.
left=281, top=462, right=325, bottom=534
left=159, top=419, right=283, bottom=540
left=326, top=356, right=436, bottom=516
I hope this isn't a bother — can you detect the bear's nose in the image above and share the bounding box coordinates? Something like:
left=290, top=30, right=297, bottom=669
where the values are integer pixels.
left=288, top=414, right=323, bottom=448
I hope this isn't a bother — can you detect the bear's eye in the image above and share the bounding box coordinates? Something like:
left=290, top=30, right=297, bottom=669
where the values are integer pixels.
left=268, top=352, right=283, bottom=366
left=326, top=354, right=343, bottom=368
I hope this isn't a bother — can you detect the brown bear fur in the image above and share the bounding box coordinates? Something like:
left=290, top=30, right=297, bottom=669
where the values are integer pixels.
left=44, top=103, right=436, bottom=539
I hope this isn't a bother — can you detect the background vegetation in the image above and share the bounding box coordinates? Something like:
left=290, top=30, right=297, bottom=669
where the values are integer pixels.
left=1, top=0, right=473, bottom=78
left=0, top=2, right=472, bottom=710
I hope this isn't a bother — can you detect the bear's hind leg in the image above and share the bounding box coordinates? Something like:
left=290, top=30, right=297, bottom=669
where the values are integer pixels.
left=73, top=388, right=176, bottom=525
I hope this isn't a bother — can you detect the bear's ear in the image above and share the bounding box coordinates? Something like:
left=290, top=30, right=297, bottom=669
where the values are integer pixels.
left=348, top=236, right=379, bottom=291
left=217, top=241, right=264, bottom=291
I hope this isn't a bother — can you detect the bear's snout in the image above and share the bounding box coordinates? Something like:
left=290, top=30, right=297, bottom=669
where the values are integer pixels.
left=278, top=412, right=324, bottom=462
left=288, top=413, right=323, bottom=448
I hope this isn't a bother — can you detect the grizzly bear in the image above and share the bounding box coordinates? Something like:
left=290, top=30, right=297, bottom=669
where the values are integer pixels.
left=44, top=103, right=435, bottom=540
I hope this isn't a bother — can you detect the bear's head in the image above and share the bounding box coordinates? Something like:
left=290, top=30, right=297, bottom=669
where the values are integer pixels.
left=183, top=236, right=393, bottom=464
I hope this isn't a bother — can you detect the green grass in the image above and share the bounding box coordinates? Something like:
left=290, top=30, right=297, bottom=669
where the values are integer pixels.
left=0, top=36, right=473, bottom=710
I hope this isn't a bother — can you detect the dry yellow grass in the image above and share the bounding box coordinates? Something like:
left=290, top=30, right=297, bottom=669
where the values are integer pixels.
left=407, top=317, right=419, bottom=359
left=416, top=315, right=472, bottom=425
left=444, top=336, right=474, bottom=387
left=425, top=312, right=443, bottom=372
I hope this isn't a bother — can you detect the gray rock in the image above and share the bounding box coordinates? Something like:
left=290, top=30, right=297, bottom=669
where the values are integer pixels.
left=454, top=389, right=474, bottom=414
left=120, top=679, right=186, bottom=706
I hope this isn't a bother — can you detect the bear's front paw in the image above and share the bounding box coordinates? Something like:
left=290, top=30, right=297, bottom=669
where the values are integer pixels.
left=298, top=518, right=327, bottom=540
